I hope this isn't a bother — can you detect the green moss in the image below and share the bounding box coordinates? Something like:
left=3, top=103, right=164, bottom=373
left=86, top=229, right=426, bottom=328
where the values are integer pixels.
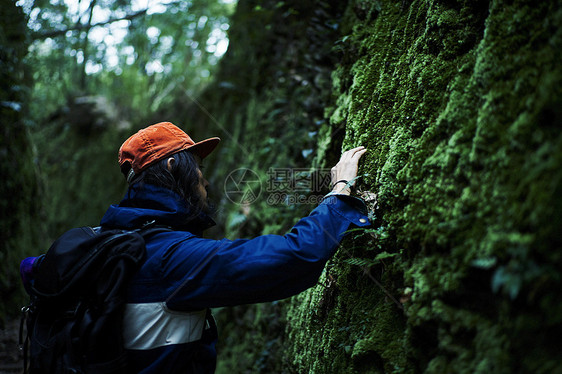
left=284, top=0, right=562, bottom=372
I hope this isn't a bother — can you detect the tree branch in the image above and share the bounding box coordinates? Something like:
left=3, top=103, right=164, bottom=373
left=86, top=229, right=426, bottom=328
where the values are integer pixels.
left=80, top=0, right=97, bottom=90
left=31, top=8, right=148, bottom=40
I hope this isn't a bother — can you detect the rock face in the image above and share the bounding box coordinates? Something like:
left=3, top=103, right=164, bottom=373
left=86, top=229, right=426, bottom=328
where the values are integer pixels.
left=285, top=1, right=562, bottom=372
left=206, top=0, right=562, bottom=373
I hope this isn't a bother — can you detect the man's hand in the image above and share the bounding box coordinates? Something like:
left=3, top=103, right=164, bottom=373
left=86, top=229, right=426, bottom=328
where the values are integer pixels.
left=330, top=146, right=367, bottom=196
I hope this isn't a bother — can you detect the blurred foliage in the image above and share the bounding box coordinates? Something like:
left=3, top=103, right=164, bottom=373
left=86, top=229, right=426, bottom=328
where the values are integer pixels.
left=16, top=0, right=235, bottom=237
left=20, top=0, right=234, bottom=122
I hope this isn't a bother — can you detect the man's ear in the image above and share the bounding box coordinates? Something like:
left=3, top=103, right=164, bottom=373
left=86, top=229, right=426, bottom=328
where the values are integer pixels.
left=166, top=157, right=175, bottom=171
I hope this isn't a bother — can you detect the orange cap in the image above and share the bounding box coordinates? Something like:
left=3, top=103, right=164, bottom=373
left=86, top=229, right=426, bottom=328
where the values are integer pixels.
left=119, top=122, right=220, bottom=176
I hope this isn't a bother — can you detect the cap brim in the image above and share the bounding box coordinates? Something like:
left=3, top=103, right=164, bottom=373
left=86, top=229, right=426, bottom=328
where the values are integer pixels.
left=188, top=137, right=220, bottom=159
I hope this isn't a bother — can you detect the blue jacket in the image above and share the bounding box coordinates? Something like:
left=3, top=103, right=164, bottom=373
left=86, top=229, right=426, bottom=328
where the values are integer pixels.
left=99, top=183, right=370, bottom=373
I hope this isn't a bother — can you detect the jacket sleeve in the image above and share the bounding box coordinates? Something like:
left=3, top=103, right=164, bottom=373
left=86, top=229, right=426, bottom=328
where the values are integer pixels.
left=159, top=195, right=370, bottom=310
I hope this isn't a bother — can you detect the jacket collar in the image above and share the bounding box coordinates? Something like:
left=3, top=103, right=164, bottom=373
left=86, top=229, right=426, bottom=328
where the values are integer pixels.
left=100, top=183, right=215, bottom=234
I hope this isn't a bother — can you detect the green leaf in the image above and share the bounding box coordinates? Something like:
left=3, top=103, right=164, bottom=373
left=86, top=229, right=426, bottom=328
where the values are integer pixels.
left=374, top=252, right=398, bottom=261
left=471, top=257, right=497, bottom=269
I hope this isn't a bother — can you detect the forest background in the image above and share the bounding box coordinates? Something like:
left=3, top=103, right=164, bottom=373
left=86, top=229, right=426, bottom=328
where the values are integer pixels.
left=1, top=0, right=562, bottom=373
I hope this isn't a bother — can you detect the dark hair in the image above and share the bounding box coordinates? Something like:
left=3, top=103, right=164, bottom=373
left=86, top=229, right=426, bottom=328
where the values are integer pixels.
left=123, top=150, right=210, bottom=216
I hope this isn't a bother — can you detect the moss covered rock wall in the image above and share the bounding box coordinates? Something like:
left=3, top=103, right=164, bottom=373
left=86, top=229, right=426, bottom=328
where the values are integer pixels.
left=285, top=0, right=562, bottom=372
left=177, top=0, right=562, bottom=372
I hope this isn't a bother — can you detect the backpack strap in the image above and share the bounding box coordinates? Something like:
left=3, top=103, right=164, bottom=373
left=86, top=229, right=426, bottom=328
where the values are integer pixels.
left=98, top=219, right=173, bottom=238
left=136, top=224, right=173, bottom=237
left=19, top=305, right=30, bottom=374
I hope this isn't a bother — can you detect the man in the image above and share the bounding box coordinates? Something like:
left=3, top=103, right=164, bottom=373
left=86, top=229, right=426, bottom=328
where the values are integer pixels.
left=28, top=121, right=370, bottom=373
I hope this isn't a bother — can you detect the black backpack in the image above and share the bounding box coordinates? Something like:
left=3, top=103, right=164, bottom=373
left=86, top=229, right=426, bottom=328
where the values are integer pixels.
left=20, top=224, right=170, bottom=374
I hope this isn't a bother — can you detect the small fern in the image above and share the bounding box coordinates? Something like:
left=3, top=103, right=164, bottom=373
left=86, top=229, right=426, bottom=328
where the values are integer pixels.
left=345, top=251, right=398, bottom=267
left=345, top=257, right=379, bottom=267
